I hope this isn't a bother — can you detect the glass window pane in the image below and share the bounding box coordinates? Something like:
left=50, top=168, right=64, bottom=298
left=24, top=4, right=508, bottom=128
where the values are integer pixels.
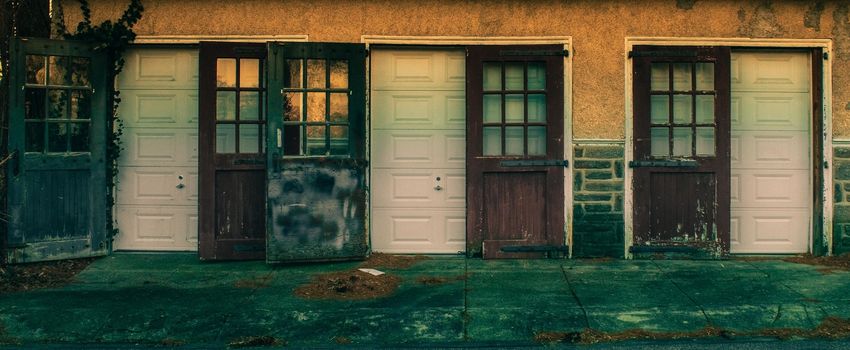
left=47, top=122, right=67, bottom=152
left=505, top=94, right=523, bottom=122
left=216, top=91, right=236, bottom=120
left=696, top=63, right=714, bottom=91
left=239, top=92, right=260, bottom=121
left=329, top=126, right=349, bottom=155
left=483, top=95, right=501, bottom=123
left=528, top=126, right=546, bottom=155
left=283, top=124, right=301, bottom=156
left=25, top=122, right=44, bottom=152
left=284, top=92, right=302, bottom=122
left=651, top=127, right=668, bottom=157
left=696, top=127, right=715, bottom=156
left=69, top=122, right=89, bottom=152
left=239, top=58, right=260, bottom=88
left=239, top=125, right=260, bottom=154
left=25, top=88, right=46, bottom=120
left=307, top=59, right=326, bottom=89
left=528, top=94, right=546, bottom=123
left=48, top=56, right=70, bottom=86
left=286, top=59, right=303, bottom=88
left=505, top=126, right=523, bottom=155
left=696, top=95, right=714, bottom=124
left=505, top=63, right=524, bottom=90
left=483, top=63, right=501, bottom=91
left=329, top=93, right=348, bottom=122
left=70, top=90, right=91, bottom=120
left=306, top=125, right=327, bottom=155
left=330, top=60, right=348, bottom=89
left=26, top=55, right=46, bottom=85
left=307, top=93, right=326, bottom=122
left=673, top=95, right=691, bottom=124
left=651, top=95, right=669, bottom=124
left=527, top=62, right=546, bottom=90
left=672, top=127, right=692, bottom=157
left=483, top=127, right=501, bottom=156
left=216, top=124, right=236, bottom=153
left=69, top=57, right=90, bottom=87
left=651, top=63, right=669, bottom=91
left=216, top=58, right=236, bottom=87
left=673, top=63, right=692, bottom=91
left=48, top=90, right=68, bottom=119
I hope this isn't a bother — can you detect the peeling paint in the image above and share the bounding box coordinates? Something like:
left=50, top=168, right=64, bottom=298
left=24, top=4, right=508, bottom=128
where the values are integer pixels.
left=833, top=3, right=850, bottom=58
left=737, top=1, right=786, bottom=38
left=676, top=0, right=697, bottom=10
left=804, top=1, right=826, bottom=31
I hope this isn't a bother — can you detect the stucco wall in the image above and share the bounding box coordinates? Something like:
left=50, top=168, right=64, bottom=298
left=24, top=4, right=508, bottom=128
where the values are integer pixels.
left=63, top=0, right=850, bottom=139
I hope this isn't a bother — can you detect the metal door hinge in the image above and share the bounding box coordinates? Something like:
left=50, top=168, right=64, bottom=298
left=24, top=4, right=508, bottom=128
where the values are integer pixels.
left=824, top=52, right=829, bottom=60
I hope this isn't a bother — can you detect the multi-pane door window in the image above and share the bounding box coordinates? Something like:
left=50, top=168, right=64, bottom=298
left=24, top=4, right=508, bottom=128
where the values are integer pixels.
left=649, top=62, right=716, bottom=157
left=23, top=55, right=91, bottom=153
left=215, top=58, right=265, bottom=154
left=481, top=61, right=547, bottom=156
left=282, top=59, right=350, bottom=156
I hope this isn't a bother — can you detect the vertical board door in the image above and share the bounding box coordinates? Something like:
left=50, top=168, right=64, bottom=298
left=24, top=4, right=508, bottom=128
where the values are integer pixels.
left=198, top=42, right=267, bottom=260
left=265, top=43, right=368, bottom=263
left=631, top=46, right=731, bottom=254
left=6, top=38, right=109, bottom=263
left=370, top=49, right=467, bottom=253
left=115, top=48, right=199, bottom=251
left=466, top=45, right=566, bottom=259
left=730, top=51, right=812, bottom=253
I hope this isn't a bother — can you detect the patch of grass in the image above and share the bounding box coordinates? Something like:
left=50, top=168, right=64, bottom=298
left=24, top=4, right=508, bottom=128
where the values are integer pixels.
left=332, top=336, right=352, bottom=344
left=228, top=335, right=285, bottom=348
left=0, top=258, right=95, bottom=294
left=159, top=338, right=185, bottom=347
left=233, top=274, right=273, bottom=289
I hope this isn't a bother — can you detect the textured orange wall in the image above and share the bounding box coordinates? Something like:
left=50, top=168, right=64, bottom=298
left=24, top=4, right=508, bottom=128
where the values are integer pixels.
left=63, top=0, right=850, bottom=139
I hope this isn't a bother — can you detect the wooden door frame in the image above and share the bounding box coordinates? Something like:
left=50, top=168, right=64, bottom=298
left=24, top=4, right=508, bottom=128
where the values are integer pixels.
left=360, top=36, right=574, bottom=256
left=624, top=37, right=833, bottom=258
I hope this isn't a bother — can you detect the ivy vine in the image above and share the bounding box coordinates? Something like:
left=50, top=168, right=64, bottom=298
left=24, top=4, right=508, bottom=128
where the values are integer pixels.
left=55, top=0, right=144, bottom=239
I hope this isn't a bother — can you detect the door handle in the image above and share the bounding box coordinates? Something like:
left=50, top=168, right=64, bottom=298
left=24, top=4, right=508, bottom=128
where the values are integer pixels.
left=434, top=176, right=442, bottom=191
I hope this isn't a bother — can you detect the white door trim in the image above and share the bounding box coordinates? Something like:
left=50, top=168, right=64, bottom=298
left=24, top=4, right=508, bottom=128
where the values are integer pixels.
left=623, top=37, right=834, bottom=258
left=362, top=35, right=574, bottom=255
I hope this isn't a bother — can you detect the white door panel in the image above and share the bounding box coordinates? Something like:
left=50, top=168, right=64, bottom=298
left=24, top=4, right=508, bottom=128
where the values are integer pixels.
left=118, top=49, right=199, bottom=90
left=730, top=51, right=810, bottom=254
left=115, top=206, right=198, bottom=251
left=119, top=90, right=199, bottom=128
left=120, top=128, right=198, bottom=167
left=370, top=49, right=466, bottom=253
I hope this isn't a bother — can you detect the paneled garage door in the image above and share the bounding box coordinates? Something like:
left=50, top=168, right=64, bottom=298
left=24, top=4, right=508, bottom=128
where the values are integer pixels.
left=370, top=49, right=466, bottom=253
left=114, top=48, right=199, bottom=251
left=730, top=51, right=811, bottom=253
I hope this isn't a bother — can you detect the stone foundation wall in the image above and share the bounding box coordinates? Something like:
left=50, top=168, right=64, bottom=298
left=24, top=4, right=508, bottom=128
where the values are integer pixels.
left=572, top=143, right=625, bottom=258
left=833, top=145, right=850, bottom=255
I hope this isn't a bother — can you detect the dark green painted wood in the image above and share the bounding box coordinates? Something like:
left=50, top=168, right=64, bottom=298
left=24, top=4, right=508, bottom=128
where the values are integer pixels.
left=6, top=37, right=109, bottom=263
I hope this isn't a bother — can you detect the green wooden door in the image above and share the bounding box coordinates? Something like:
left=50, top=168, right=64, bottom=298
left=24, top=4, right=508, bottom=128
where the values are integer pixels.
left=6, top=38, right=109, bottom=263
left=265, top=42, right=368, bottom=263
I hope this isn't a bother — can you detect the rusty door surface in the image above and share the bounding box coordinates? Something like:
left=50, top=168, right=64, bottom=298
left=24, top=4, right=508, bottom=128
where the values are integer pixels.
left=631, top=46, right=731, bottom=255
left=264, top=42, right=368, bottom=263
left=198, top=42, right=267, bottom=260
left=6, top=38, right=109, bottom=263
left=466, top=45, right=567, bottom=259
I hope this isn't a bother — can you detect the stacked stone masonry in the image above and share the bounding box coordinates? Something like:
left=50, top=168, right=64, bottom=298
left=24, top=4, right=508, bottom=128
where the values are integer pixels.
left=572, top=143, right=625, bottom=258
left=833, top=146, right=850, bottom=255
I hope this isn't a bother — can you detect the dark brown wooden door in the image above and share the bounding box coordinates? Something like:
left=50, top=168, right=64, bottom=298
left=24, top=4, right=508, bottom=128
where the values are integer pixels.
left=466, top=45, right=566, bottom=259
left=198, top=42, right=267, bottom=260
left=631, top=46, right=731, bottom=255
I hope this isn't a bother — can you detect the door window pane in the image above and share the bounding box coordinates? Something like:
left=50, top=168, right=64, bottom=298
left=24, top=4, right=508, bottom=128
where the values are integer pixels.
left=651, top=127, right=668, bottom=157
left=306, top=125, right=327, bottom=155
left=696, top=95, right=714, bottom=124
left=672, top=63, right=692, bottom=91
left=216, top=91, right=236, bottom=120
left=329, top=126, right=349, bottom=155
left=307, top=93, right=326, bottom=122
left=239, top=92, right=260, bottom=120
left=283, top=124, right=301, bottom=156
left=26, top=55, right=46, bottom=85
left=672, top=95, right=691, bottom=124
left=330, top=60, right=348, bottom=89
left=69, top=58, right=90, bottom=87
left=329, top=93, right=348, bottom=122
left=48, top=90, right=68, bottom=119
left=505, top=63, right=524, bottom=90
left=239, top=58, right=260, bottom=88
left=216, top=58, right=237, bottom=87
left=284, top=92, right=302, bottom=121
left=69, top=122, right=89, bottom=152
left=696, top=127, right=715, bottom=156
left=696, top=63, right=714, bottom=91
left=483, top=127, right=501, bottom=156
left=25, top=88, right=46, bottom=120
left=672, top=127, right=692, bottom=156
left=505, top=94, right=524, bottom=122
left=25, top=122, right=44, bottom=152
left=239, top=125, right=260, bottom=153
left=505, top=126, right=523, bottom=155
left=650, top=95, right=669, bottom=124
left=527, top=94, right=546, bottom=123
left=483, top=95, right=501, bottom=123
left=483, top=63, right=501, bottom=91
left=216, top=124, right=236, bottom=153
left=651, top=63, right=669, bottom=91
left=528, top=126, right=546, bottom=155
left=527, top=62, right=546, bottom=90
left=70, top=90, right=91, bottom=120
left=286, top=59, right=303, bottom=88
left=307, top=59, right=326, bottom=88
left=47, top=122, right=67, bottom=152
left=48, top=56, right=70, bottom=86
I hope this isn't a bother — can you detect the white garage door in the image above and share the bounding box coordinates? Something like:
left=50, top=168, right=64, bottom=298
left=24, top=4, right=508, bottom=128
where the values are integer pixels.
left=114, top=48, right=199, bottom=251
left=730, top=51, right=811, bottom=253
left=370, top=49, right=466, bottom=253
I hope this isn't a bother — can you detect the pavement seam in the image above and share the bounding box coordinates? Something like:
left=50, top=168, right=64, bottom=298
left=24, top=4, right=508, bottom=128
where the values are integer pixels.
left=463, top=256, right=469, bottom=342
left=560, top=263, right=590, bottom=329
left=651, top=260, right=714, bottom=327
left=743, top=260, right=827, bottom=326
left=213, top=270, right=276, bottom=343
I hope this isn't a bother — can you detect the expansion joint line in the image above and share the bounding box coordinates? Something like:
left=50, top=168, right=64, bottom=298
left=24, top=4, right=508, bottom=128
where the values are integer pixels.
left=650, top=260, right=714, bottom=326
left=560, top=264, right=590, bottom=329
left=462, top=256, right=470, bottom=341
left=743, top=260, right=822, bottom=323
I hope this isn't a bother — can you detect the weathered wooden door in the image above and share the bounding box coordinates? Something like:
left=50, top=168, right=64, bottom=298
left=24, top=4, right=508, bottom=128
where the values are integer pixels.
left=198, top=42, right=267, bottom=260
left=466, top=45, right=566, bottom=259
left=631, top=46, right=731, bottom=255
left=265, top=42, right=368, bottom=263
left=6, top=38, right=109, bottom=263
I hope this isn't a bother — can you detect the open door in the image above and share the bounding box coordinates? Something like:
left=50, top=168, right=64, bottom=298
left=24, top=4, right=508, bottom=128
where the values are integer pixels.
left=6, top=38, right=109, bottom=263
left=466, top=45, right=567, bottom=259
left=631, top=46, right=731, bottom=256
left=198, top=42, right=267, bottom=260
left=265, top=42, right=368, bottom=263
